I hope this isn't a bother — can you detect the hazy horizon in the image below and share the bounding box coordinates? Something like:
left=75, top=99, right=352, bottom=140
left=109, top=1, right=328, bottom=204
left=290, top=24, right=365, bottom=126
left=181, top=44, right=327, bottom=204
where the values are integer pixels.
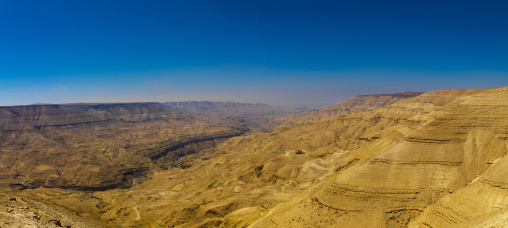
left=1, top=1, right=507, bottom=107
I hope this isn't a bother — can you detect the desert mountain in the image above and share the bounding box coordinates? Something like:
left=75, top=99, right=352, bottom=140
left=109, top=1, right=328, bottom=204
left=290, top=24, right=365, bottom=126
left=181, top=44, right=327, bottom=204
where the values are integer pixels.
left=4, top=88, right=508, bottom=227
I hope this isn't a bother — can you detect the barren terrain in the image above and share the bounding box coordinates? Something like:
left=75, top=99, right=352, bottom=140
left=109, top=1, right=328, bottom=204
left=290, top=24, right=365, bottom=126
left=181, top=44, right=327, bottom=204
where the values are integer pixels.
left=2, top=88, right=508, bottom=227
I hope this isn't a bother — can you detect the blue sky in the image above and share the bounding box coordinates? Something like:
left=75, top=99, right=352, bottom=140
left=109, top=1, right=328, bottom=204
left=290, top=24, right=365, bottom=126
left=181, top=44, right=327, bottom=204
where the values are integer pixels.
left=1, top=0, right=507, bottom=107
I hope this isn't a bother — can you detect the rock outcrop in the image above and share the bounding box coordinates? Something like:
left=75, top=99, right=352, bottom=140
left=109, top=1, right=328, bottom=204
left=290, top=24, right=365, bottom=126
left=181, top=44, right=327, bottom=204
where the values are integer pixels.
left=0, top=193, right=104, bottom=228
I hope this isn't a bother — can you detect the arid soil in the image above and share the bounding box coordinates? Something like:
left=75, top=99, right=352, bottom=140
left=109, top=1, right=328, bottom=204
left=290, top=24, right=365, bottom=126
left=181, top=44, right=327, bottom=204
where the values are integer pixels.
left=3, top=88, right=508, bottom=227
left=0, top=192, right=104, bottom=227
left=0, top=102, right=299, bottom=191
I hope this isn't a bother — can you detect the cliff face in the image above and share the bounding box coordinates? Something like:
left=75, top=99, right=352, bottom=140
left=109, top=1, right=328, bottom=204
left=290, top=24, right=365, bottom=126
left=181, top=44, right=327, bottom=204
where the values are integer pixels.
left=0, top=105, right=101, bottom=130
left=0, top=103, right=188, bottom=130
left=273, top=92, right=423, bottom=128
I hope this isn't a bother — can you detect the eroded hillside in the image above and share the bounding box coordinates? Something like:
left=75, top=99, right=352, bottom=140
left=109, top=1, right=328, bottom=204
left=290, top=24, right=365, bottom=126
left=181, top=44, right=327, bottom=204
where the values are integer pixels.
left=0, top=102, right=303, bottom=192
left=4, top=87, right=508, bottom=227
left=0, top=192, right=105, bottom=228
left=88, top=87, right=508, bottom=227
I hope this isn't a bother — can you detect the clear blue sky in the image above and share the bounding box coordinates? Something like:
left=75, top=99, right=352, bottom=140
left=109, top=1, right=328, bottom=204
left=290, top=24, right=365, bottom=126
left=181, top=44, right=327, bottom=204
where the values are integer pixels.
left=1, top=0, right=507, bottom=107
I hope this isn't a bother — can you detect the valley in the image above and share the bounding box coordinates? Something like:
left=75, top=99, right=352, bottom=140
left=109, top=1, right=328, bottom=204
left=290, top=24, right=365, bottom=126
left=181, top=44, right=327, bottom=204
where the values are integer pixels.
left=1, top=88, right=508, bottom=227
